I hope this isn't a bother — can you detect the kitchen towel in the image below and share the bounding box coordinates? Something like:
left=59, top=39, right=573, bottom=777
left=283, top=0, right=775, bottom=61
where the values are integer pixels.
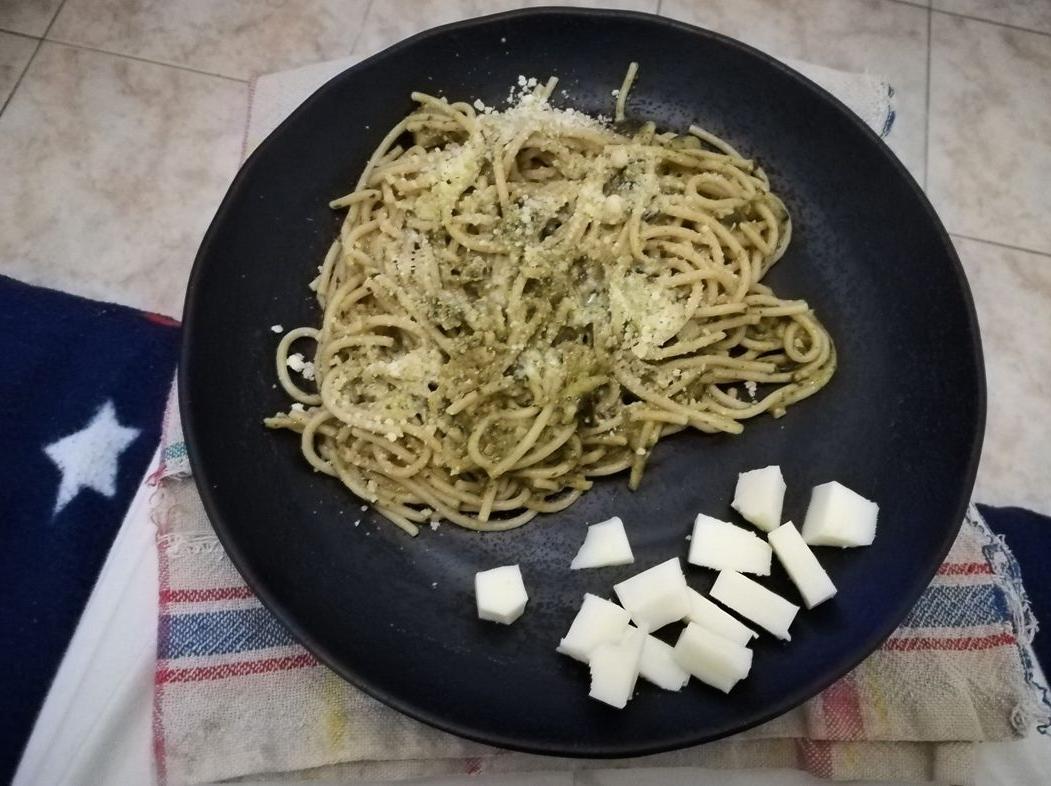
left=153, top=389, right=1043, bottom=785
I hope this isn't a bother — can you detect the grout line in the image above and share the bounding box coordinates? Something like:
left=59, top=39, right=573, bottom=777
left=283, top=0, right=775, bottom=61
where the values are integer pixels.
left=0, top=42, right=40, bottom=116
left=0, top=40, right=45, bottom=118
left=0, top=0, right=64, bottom=117
left=931, top=7, right=1051, bottom=39
left=923, top=7, right=932, bottom=191
left=349, top=0, right=375, bottom=54
left=42, top=0, right=68, bottom=37
left=655, top=0, right=664, bottom=16
left=42, top=38, right=248, bottom=82
left=950, top=233, right=1051, bottom=260
left=0, top=26, right=40, bottom=40
left=879, top=0, right=1051, bottom=39
left=38, top=0, right=247, bottom=83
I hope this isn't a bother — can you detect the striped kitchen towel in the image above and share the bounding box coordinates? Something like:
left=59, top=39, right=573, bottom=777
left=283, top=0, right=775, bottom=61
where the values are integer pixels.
left=151, top=389, right=1046, bottom=786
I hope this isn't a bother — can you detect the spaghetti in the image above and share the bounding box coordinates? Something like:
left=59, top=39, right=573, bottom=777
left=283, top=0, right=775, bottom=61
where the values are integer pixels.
left=266, top=66, right=836, bottom=536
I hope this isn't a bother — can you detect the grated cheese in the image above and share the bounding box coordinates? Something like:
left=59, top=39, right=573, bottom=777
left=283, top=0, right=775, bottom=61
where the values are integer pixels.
left=285, top=352, right=316, bottom=381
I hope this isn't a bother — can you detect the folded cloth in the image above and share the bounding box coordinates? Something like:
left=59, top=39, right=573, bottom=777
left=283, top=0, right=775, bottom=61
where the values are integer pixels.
left=0, top=276, right=179, bottom=783
left=977, top=505, right=1051, bottom=674
left=152, top=55, right=1043, bottom=786
left=153, top=386, right=1043, bottom=786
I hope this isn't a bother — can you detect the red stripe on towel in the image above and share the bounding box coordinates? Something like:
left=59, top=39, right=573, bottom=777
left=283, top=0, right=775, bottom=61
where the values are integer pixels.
left=937, top=562, right=993, bottom=576
left=160, top=586, right=255, bottom=604
left=157, top=653, right=318, bottom=684
left=882, top=632, right=1015, bottom=652
left=821, top=674, right=865, bottom=740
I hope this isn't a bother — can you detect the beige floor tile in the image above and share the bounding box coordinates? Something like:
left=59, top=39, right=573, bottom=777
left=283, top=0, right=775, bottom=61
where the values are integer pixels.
left=0, top=43, right=244, bottom=316
left=934, top=0, right=1051, bottom=34
left=353, top=0, right=659, bottom=57
left=0, top=30, right=36, bottom=104
left=48, top=0, right=370, bottom=80
left=954, top=236, right=1051, bottom=514
left=0, top=0, right=62, bottom=36
left=928, top=14, right=1051, bottom=254
left=660, top=0, right=929, bottom=185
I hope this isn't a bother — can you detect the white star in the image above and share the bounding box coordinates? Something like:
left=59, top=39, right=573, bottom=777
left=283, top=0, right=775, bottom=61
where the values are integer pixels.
left=44, top=400, right=140, bottom=515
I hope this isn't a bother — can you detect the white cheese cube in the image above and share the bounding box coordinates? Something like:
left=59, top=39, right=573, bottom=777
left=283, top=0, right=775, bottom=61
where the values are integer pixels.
left=688, top=513, right=773, bottom=575
left=801, top=481, right=879, bottom=547
left=685, top=588, right=757, bottom=646
left=710, top=570, right=799, bottom=641
left=613, top=558, right=691, bottom=631
left=638, top=632, right=690, bottom=691
left=557, top=593, right=631, bottom=662
left=570, top=516, right=634, bottom=569
left=475, top=565, right=528, bottom=625
left=768, top=522, right=837, bottom=609
left=588, top=625, right=647, bottom=708
left=672, top=622, right=753, bottom=693
left=731, top=465, right=786, bottom=532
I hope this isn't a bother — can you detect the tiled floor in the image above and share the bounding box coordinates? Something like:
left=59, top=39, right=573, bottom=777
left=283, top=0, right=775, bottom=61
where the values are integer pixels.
left=0, top=0, right=1048, bottom=513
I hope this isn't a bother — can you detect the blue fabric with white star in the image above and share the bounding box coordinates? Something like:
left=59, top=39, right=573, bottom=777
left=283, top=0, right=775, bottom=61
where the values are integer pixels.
left=0, top=275, right=179, bottom=782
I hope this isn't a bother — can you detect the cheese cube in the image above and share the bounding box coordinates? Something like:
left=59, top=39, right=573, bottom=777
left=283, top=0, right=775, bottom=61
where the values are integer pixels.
left=475, top=565, right=528, bottom=625
left=768, top=522, right=837, bottom=609
left=801, top=481, right=879, bottom=547
left=638, top=632, right=690, bottom=691
left=570, top=517, right=634, bottom=569
left=710, top=570, right=799, bottom=641
left=589, top=625, right=647, bottom=708
left=557, top=593, right=631, bottom=662
left=613, top=558, right=691, bottom=631
left=688, top=513, right=772, bottom=575
left=685, top=588, right=757, bottom=646
left=731, top=466, right=786, bottom=532
left=672, top=622, right=753, bottom=693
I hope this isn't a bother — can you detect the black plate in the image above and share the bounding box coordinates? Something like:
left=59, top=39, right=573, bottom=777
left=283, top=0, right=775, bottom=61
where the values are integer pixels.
left=181, top=8, right=984, bottom=757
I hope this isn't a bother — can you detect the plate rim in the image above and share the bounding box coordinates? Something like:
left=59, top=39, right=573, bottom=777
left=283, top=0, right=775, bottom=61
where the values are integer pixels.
left=179, top=5, right=986, bottom=758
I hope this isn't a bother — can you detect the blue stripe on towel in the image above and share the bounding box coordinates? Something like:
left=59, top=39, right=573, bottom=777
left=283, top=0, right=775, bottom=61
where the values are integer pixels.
left=161, top=608, right=297, bottom=659
left=901, top=583, right=1008, bottom=629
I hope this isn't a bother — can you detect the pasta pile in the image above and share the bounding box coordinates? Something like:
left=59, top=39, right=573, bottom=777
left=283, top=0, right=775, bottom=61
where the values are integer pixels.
left=266, top=66, right=836, bottom=535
